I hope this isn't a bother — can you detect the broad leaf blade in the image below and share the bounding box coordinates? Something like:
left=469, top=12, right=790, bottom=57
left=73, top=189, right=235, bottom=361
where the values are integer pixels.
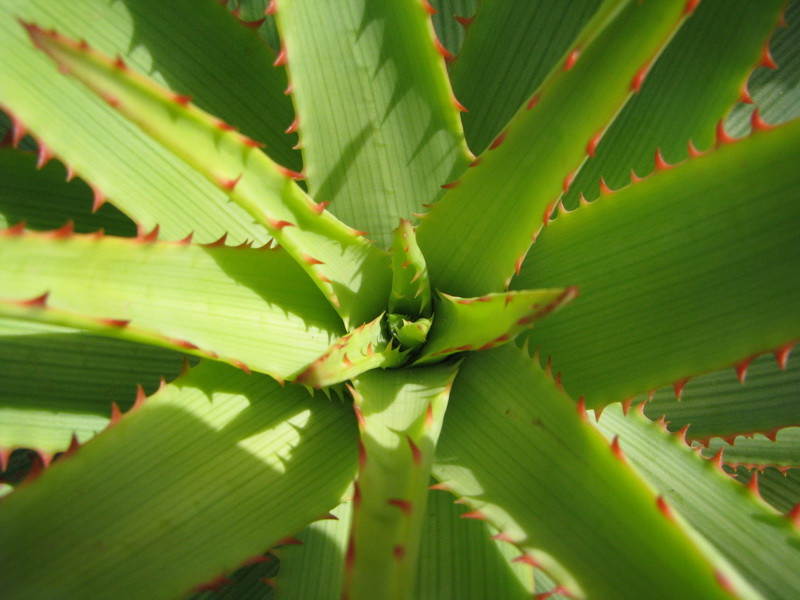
left=0, top=318, right=189, bottom=457
left=595, top=404, right=800, bottom=599
left=515, top=118, right=800, bottom=407
left=22, top=23, right=390, bottom=326
left=0, top=0, right=296, bottom=243
left=0, top=362, right=358, bottom=600
left=275, top=0, right=472, bottom=248
left=434, top=346, right=739, bottom=600
left=0, top=229, right=343, bottom=380
left=418, top=0, right=693, bottom=296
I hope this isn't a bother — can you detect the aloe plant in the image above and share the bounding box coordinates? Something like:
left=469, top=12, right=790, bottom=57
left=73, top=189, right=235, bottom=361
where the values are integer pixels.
left=1, top=0, right=799, bottom=598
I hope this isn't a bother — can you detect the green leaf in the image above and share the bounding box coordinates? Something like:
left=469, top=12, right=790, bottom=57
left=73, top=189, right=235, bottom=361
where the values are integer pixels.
left=429, top=0, right=476, bottom=56
left=564, top=0, right=785, bottom=207
left=702, top=428, right=800, bottom=472
left=0, top=362, right=358, bottom=600
left=0, top=0, right=296, bottom=243
left=450, top=0, right=601, bottom=153
left=294, top=315, right=407, bottom=388
left=595, top=404, right=800, bottom=599
left=418, top=0, right=693, bottom=296
left=346, top=364, right=458, bottom=600
left=274, top=0, right=472, bottom=248
left=0, top=147, right=136, bottom=236
left=22, top=22, right=390, bottom=326
left=0, top=229, right=343, bottom=381
left=434, top=346, right=738, bottom=600
left=516, top=118, right=800, bottom=407
left=414, top=287, right=576, bottom=365
left=732, top=466, right=800, bottom=515
left=390, top=220, right=432, bottom=319
left=0, top=318, right=188, bottom=457
left=641, top=350, right=800, bottom=445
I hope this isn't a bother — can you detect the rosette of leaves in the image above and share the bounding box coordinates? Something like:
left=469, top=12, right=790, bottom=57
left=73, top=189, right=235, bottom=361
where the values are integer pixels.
left=1, top=0, right=799, bottom=599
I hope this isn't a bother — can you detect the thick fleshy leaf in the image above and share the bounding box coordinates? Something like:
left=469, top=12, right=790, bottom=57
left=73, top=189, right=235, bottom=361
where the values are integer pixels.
left=702, top=428, right=800, bottom=472
left=433, top=346, right=738, bottom=600
left=0, top=318, right=188, bottom=457
left=390, top=219, right=432, bottom=319
left=0, top=0, right=297, bottom=243
left=641, top=350, right=800, bottom=445
left=595, top=404, right=800, bottom=600
left=418, top=0, right=694, bottom=296
left=22, top=23, right=390, bottom=326
left=294, top=315, right=407, bottom=388
left=414, top=287, right=577, bottom=365
left=0, top=147, right=135, bottom=236
left=0, top=228, right=343, bottom=381
left=564, top=0, right=785, bottom=207
left=274, top=0, right=472, bottom=248
left=516, top=118, right=800, bottom=407
left=0, top=361, right=358, bottom=600
left=346, top=364, right=458, bottom=600
left=449, top=0, right=601, bottom=153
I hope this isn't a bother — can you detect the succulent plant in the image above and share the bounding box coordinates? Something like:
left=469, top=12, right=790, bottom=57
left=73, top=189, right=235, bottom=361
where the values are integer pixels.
left=1, top=0, right=799, bottom=598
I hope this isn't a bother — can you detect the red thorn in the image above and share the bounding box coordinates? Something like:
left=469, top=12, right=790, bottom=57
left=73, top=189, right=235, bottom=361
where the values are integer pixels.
left=137, top=224, right=160, bottom=243
left=352, top=402, right=366, bottom=430
left=656, top=495, right=673, bottom=519
left=491, top=532, right=516, bottom=543
left=174, top=339, right=199, bottom=350
left=284, top=81, right=294, bottom=95
left=109, top=402, right=122, bottom=425
left=422, top=0, right=436, bottom=15
left=232, top=360, right=252, bottom=375
left=787, top=502, right=800, bottom=528
left=514, top=252, right=525, bottom=276
left=673, top=378, right=689, bottom=400
left=9, top=113, right=27, bottom=147
left=512, top=554, right=541, bottom=568
left=434, top=38, right=454, bottom=62
left=88, top=186, right=106, bottom=212
left=715, top=120, right=736, bottom=146
left=598, top=178, right=613, bottom=195
left=631, top=64, right=648, bottom=92
left=441, top=179, right=460, bottom=190
left=593, top=404, right=604, bottom=422
left=302, top=254, right=324, bottom=265
left=654, top=148, right=671, bottom=171
left=98, top=317, right=131, bottom=328
left=267, top=219, right=295, bottom=230
left=172, top=93, right=192, bottom=106
left=21, top=292, right=50, bottom=308
left=62, top=433, right=81, bottom=459
left=564, top=48, right=580, bottom=71
left=527, top=94, right=540, bottom=110
left=687, top=140, right=703, bottom=158
left=203, top=233, right=228, bottom=247
left=273, top=44, right=287, bottom=67
left=277, top=166, right=304, bottom=180
left=683, top=0, right=700, bottom=14
left=455, top=15, right=473, bottom=28
left=734, top=357, right=753, bottom=383
left=738, top=81, right=753, bottom=104
left=216, top=120, right=236, bottom=132
left=36, top=143, right=53, bottom=169
left=489, top=130, right=507, bottom=150
left=451, top=94, right=468, bottom=112
left=746, top=471, right=761, bottom=498
left=540, top=201, right=555, bottom=227
left=388, top=498, right=413, bottom=515
left=407, top=436, right=422, bottom=466
left=760, top=44, right=778, bottom=69
left=113, top=55, right=127, bottom=70
left=49, top=220, right=74, bottom=238
left=621, top=397, right=634, bottom=416
left=218, top=173, right=242, bottom=191
left=265, top=0, right=277, bottom=15
left=576, top=396, right=587, bottom=421
left=536, top=588, right=569, bottom=600
left=710, top=447, right=724, bottom=470
left=132, top=384, right=147, bottom=410
left=469, top=157, right=482, bottom=168
left=393, top=544, right=406, bottom=561
left=562, top=170, right=575, bottom=194
left=586, top=129, right=603, bottom=157
left=675, top=424, right=690, bottom=444
left=460, top=510, right=488, bottom=521
left=429, top=481, right=450, bottom=491
left=357, top=439, right=367, bottom=470
left=352, top=480, right=361, bottom=509
left=774, top=343, right=793, bottom=370
left=714, top=571, right=736, bottom=595
left=750, top=108, right=772, bottom=132
left=610, top=435, right=625, bottom=461
left=311, top=200, right=329, bottom=214
left=2, top=221, right=26, bottom=236
left=285, top=116, right=299, bottom=134
left=177, top=232, right=194, bottom=245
